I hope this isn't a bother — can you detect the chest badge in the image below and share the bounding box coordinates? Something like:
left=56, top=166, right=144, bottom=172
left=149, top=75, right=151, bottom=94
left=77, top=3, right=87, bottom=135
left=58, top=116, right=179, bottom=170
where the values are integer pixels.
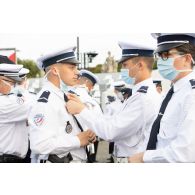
left=65, top=121, right=73, bottom=134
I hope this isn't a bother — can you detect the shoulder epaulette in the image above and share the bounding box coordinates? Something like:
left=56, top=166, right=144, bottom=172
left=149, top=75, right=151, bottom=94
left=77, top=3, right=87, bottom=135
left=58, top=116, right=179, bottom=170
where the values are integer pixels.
left=37, top=91, right=50, bottom=103
left=137, top=86, right=149, bottom=93
left=189, top=79, right=195, bottom=89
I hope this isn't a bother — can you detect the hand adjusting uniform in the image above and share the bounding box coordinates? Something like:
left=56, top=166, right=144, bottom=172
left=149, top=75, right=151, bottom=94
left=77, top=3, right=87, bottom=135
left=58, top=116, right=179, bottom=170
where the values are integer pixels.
left=77, top=78, right=161, bottom=162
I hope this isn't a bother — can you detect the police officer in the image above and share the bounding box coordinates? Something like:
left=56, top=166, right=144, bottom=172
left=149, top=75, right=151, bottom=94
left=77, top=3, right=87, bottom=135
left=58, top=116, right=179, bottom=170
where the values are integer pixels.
left=11, top=67, right=35, bottom=163
left=70, top=69, right=102, bottom=115
left=66, top=42, right=162, bottom=163
left=70, top=69, right=102, bottom=162
left=28, top=47, right=96, bottom=163
left=129, top=33, right=195, bottom=163
left=0, top=63, right=31, bottom=163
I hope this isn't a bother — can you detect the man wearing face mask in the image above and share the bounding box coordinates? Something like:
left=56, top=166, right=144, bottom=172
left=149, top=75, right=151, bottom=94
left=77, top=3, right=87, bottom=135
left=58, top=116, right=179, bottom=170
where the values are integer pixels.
left=11, top=68, right=30, bottom=95
left=70, top=69, right=102, bottom=114
left=66, top=42, right=162, bottom=163
left=69, top=69, right=102, bottom=162
left=0, top=63, right=32, bottom=163
left=129, top=33, right=195, bottom=163
left=10, top=67, right=37, bottom=163
left=28, top=47, right=96, bottom=163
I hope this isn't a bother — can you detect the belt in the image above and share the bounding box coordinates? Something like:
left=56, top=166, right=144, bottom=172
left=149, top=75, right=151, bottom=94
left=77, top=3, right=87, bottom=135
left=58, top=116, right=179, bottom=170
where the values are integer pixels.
left=38, top=153, right=86, bottom=163
left=0, top=154, right=24, bottom=163
left=48, top=153, right=73, bottom=163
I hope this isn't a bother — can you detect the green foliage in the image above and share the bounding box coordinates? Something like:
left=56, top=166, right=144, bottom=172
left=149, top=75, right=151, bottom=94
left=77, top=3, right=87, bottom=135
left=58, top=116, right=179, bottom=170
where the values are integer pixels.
left=153, top=61, right=157, bottom=70
left=117, top=63, right=122, bottom=72
left=88, top=63, right=123, bottom=73
left=88, top=64, right=103, bottom=73
left=17, top=58, right=41, bottom=78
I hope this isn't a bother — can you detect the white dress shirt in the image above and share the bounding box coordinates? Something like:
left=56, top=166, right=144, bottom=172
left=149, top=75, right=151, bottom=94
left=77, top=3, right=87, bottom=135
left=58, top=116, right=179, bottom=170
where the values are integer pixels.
left=144, top=72, right=195, bottom=162
left=76, top=78, right=162, bottom=157
left=28, top=81, right=86, bottom=160
left=0, top=93, right=32, bottom=158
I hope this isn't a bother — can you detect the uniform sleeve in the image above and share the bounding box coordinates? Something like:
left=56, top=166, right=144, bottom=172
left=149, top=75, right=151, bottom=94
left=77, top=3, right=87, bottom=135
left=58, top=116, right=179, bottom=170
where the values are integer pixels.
left=28, top=102, right=80, bottom=155
left=0, top=95, right=32, bottom=123
left=144, top=93, right=195, bottom=163
left=77, top=93, right=144, bottom=141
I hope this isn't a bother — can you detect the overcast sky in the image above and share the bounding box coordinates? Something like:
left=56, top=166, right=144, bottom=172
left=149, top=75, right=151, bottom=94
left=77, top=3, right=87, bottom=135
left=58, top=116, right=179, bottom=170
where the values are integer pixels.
left=0, top=33, right=156, bottom=66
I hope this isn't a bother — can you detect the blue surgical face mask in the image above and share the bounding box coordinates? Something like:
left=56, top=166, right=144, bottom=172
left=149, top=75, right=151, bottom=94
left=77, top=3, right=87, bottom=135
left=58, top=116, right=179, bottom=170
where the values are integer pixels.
left=12, top=85, right=26, bottom=95
left=120, top=69, right=135, bottom=85
left=55, top=70, right=68, bottom=93
left=59, top=78, right=68, bottom=93
left=157, top=56, right=193, bottom=81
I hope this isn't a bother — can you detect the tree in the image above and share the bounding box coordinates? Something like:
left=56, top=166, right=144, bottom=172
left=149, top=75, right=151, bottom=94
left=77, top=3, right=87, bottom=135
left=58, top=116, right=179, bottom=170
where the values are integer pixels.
left=153, top=61, right=157, bottom=70
left=88, top=64, right=103, bottom=73
left=117, top=63, right=122, bottom=72
left=17, top=58, right=41, bottom=78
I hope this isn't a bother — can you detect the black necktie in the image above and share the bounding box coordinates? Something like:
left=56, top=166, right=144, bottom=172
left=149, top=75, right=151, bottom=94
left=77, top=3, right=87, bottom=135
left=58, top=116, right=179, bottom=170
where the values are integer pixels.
left=147, top=87, right=174, bottom=150
left=64, top=93, right=91, bottom=161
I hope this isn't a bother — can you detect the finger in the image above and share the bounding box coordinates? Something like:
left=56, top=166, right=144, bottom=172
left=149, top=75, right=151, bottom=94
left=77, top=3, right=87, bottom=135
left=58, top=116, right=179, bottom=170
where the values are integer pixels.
left=67, top=96, right=79, bottom=102
left=67, top=94, right=80, bottom=102
left=88, top=132, right=96, bottom=138
left=67, top=93, right=77, bottom=98
left=91, top=137, right=96, bottom=143
left=88, top=134, right=96, bottom=142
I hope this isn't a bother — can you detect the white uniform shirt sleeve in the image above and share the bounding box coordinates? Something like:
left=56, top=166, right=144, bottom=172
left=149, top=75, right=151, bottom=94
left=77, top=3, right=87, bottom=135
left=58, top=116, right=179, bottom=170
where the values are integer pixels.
left=77, top=93, right=143, bottom=141
left=144, top=93, right=195, bottom=163
left=0, top=95, right=31, bottom=123
left=29, top=101, right=80, bottom=155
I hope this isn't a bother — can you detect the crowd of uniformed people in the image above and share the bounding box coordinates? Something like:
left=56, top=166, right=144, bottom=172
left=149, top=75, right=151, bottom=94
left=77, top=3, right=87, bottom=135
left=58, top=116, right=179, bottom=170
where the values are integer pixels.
left=0, top=33, right=195, bottom=163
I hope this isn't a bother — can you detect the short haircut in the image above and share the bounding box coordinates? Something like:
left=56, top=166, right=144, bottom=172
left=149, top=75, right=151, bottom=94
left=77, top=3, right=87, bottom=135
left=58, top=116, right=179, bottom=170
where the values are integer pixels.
left=175, top=43, right=195, bottom=67
left=131, top=56, right=154, bottom=71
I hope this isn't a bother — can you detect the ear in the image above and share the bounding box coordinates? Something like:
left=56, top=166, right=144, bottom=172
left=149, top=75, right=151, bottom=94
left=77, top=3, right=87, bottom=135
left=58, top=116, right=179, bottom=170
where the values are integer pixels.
left=184, top=54, right=193, bottom=67
left=51, top=67, right=59, bottom=76
left=137, top=60, right=143, bottom=70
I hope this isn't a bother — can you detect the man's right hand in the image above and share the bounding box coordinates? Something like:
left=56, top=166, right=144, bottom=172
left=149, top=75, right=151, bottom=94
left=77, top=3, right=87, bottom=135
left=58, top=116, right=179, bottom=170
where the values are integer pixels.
left=77, top=130, right=96, bottom=147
